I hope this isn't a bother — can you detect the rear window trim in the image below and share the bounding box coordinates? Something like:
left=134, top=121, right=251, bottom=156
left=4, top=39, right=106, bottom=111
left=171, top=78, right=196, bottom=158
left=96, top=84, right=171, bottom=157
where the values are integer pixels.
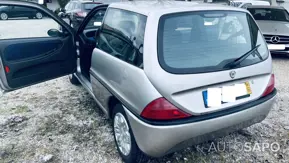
left=157, top=10, right=268, bottom=74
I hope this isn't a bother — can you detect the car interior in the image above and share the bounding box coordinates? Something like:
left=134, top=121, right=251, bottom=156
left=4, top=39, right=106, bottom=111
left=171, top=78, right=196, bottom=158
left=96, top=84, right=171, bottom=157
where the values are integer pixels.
left=249, top=8, right=289, bottom=21
left=77, top=8, right=106, bottom=80
left=0, top=5, right=76, bottom=90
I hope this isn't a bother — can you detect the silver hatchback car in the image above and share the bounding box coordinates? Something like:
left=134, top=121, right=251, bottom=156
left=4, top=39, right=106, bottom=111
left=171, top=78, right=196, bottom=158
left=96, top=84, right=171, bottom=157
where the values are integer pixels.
left=0, top=1, right=276, bottom=163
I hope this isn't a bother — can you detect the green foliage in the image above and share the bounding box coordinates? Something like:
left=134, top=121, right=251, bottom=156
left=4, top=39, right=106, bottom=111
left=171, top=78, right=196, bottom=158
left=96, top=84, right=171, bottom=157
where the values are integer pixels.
left=57, top=0, right=70, bottom=8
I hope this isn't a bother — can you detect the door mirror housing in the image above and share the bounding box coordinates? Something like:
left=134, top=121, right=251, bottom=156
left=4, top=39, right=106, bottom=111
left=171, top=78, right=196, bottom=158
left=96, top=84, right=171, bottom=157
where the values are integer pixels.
left=60, top=8, right=66, bottom=12
left=47, top=29, right=62, bottom=37
left=58, top=12, right=65, bottom=18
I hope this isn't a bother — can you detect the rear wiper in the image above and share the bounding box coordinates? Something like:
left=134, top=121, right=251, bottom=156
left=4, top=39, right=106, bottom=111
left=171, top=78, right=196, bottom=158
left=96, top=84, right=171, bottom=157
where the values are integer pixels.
left=223, top=44, right=263, bottom=69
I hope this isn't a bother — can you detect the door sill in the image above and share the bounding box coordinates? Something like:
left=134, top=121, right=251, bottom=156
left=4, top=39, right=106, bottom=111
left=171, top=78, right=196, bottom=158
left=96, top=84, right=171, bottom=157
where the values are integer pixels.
left=74, top=72, right=109, bottom=117
left=75, top=72, right=92, bottom=92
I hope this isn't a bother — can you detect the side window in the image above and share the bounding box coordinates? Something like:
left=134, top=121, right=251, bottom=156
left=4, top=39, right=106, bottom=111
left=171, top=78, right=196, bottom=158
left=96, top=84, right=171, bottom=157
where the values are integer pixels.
left=241, top=3, right=252, bottom=9
left=0, top=5, right=62, bottom=39
left=85, top=9, right=106, bottom=29
left=97, top=8, right=146, bottom=68
left=65, top=2, right=71, bottom=11
left=70, top=2, right=76, bottom=10
left=75, top=3, right=81, bottom=10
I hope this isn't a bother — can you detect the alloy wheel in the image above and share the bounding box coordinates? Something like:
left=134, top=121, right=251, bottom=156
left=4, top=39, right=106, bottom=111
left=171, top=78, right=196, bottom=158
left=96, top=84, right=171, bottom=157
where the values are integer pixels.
left=36, top=12, right=43, bottom=19
left=114, top=113, right=132, bottom=156
left=0, top=13, right=8, bottom=20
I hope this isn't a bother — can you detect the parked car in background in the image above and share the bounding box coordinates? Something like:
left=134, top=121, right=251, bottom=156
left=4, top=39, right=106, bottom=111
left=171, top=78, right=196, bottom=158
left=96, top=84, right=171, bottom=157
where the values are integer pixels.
left=228, top=0, right=270, bottom=9
left=0, top=5, right=44, bottom=20
left=276, top=0, right=285, bottom=3
left=59, top=0, right=103, bottom=29
left=0, top=1, right=277, bottom=163
left=247, top=6, right=289, bottom=55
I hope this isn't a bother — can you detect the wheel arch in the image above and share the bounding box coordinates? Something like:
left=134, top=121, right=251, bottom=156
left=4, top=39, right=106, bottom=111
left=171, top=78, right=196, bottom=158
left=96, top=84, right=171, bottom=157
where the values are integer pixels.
left=108, top=96, right=122, bottom=119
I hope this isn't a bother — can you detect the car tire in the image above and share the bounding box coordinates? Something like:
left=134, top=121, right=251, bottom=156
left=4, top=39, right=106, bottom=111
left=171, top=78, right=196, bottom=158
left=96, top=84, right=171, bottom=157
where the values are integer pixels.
left=0, top=13, right=8, bottom=20
left=112, top=104, right=148, bottom=163
left=35, top=12, right=43, bottom=19
left=69, top=74, right=80, bottom=85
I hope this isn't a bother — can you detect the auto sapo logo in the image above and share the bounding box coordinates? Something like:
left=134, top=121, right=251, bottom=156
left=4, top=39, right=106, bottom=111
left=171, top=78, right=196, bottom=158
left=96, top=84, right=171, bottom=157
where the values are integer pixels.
left=195, top=140, right=281, bottom=153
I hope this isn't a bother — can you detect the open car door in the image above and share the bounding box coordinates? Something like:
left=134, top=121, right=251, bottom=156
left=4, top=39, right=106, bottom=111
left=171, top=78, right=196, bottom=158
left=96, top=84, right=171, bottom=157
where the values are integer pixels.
left=0, top=1, right=76, bottom=92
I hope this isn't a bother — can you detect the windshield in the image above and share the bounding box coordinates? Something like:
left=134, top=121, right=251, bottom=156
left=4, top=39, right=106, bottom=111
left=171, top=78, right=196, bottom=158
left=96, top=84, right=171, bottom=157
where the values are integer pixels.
left=83, top=3, right=101, bottom=10
left=247, top=8, right=289, bottom=22
left=158, top=11, right=268, bottom=74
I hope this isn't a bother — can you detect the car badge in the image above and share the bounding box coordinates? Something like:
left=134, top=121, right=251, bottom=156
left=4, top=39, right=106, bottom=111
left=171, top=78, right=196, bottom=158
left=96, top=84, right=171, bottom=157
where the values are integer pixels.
left=230, top=71, right=236, bottom=79
left=271, top=36, right=280, bottom=44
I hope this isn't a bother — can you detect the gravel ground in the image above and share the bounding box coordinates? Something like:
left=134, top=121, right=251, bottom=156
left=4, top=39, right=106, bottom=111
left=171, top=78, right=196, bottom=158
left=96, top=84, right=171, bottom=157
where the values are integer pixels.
left=0, top=55, right=288, bottom=163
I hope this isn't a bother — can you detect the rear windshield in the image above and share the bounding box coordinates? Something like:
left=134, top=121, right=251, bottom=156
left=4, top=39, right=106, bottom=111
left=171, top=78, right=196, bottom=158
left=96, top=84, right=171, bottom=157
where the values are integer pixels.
left=247, top=8, right=289, bottom=22
left=83, top=3, right=101, bottom=10
left=158, top=11, right=268, bottom=74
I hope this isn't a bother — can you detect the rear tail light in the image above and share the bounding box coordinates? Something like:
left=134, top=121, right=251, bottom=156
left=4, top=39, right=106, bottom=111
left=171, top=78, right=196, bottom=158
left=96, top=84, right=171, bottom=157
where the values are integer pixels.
left=5, top=66, right=10, bottom=73
left=76, top=12, right=87, bottom=17
left=262, top=74, right=275, bottom=97
left=141, top=98, right=191, bottom=120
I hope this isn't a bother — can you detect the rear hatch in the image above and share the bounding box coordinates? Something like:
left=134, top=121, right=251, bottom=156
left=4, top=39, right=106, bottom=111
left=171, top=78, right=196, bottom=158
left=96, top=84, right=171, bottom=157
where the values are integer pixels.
left=145, top=10, right=272, bottom=115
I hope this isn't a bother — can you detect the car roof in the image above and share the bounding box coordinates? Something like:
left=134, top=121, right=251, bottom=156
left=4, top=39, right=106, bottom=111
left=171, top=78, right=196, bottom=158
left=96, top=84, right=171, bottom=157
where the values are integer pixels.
left=109, top=1, right=248, bottom=16
left=230, top=0, right=269, bottom=2
left=246, top=5, right=285, bottom=10
left=70, top=0, right=120, bottom=4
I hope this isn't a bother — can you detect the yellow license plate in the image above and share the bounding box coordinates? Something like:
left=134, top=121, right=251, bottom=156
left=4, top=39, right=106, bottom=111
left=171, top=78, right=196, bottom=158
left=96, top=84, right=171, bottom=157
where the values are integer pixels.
left=245, top=82, right=252, bottom=94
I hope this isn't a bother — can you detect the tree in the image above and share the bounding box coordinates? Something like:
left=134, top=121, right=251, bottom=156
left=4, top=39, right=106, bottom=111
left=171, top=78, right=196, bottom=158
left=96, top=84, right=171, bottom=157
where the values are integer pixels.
left=57, top=0, right=70, bottom=8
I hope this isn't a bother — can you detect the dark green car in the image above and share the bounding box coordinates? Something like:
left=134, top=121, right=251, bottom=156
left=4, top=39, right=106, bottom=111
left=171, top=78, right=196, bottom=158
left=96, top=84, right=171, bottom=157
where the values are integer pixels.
left=0, top=5, right=44, bottom=20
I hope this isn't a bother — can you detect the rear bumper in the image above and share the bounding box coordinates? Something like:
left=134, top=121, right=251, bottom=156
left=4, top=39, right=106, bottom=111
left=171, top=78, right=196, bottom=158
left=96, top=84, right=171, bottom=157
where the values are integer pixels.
left=125, top=89, right=277, bottom=157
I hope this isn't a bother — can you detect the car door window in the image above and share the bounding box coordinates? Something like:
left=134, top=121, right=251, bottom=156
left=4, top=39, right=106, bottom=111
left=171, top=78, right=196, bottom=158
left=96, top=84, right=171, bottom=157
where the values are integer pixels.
left=85, top=9, right=106, bottom=29
left=0, top=5, right=61, bottom=39
left=248, top=8, right=289, bottom=21
left=96, top=8, right=147, bottom=68
left=65, top=2, right=71, bottom=11
left=75, top=3, right=81, bottom=10
left=70, top=2, right=76, bottom=10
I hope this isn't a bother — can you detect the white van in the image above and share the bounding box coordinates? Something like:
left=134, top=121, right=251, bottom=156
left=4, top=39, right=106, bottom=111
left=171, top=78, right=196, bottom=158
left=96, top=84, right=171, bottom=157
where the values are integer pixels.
left=229, top=0, right=270, bottom=8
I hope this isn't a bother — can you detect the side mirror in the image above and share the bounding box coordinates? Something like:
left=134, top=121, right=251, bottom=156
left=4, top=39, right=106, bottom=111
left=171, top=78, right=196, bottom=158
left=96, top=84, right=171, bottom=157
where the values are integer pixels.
left=60, top=8, right=66, bottom=12
left=47, top=29, right=62, bottom=37
left=58, top=12, right=65, bottom=18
